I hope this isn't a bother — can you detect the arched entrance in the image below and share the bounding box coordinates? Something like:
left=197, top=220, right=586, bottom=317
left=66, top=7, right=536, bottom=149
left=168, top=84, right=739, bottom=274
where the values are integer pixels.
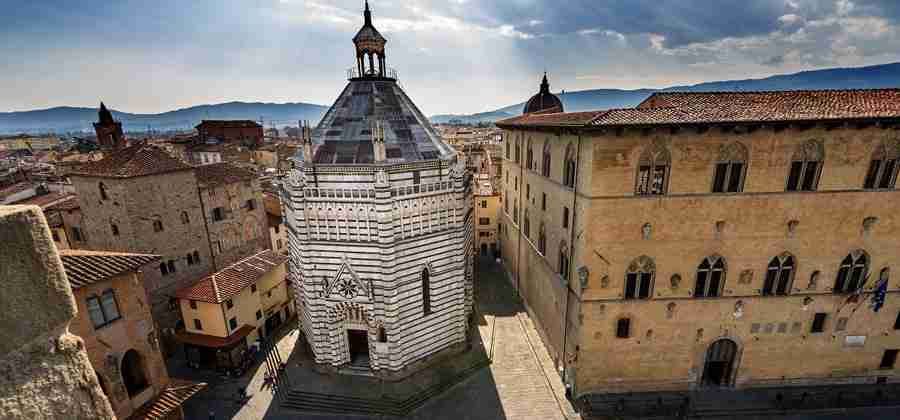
left=121, top=349, right=149, bottom=397
left=702, top=339, right=738, bottom=387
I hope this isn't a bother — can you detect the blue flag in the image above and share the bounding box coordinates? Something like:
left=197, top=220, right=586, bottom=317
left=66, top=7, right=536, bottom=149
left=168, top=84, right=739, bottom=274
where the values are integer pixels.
left=871, top=277, right=888, bottom=313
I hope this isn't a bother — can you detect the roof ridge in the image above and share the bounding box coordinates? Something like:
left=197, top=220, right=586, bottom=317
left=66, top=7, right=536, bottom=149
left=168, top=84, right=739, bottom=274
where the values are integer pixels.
left=653, top=88, right=900, bottom=95
left=211, top=274, right=221, bottom=302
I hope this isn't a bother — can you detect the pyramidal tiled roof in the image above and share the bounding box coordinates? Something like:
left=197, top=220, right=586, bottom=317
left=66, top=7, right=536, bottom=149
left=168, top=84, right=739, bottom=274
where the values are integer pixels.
left=59, top=250, right=161, bottom=289
left=69, top=142, right=192, bottom=178
left=311, top=80, right=453, bottom=164
left=175, top=250, right=287, bottom=304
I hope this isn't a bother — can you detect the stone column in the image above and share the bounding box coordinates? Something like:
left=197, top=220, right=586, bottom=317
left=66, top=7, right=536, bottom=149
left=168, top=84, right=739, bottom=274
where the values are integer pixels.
left=0, top=205, right=115, bottom=420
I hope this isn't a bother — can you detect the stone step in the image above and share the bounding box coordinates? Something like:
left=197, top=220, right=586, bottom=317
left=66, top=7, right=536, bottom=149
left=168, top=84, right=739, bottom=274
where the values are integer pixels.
left=282, top=358, right=491, bottom=417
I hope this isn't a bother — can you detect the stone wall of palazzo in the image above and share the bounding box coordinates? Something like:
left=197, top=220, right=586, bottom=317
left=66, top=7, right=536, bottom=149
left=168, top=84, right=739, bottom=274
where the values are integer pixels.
left=282, top=159, right=473, bottom=377
left=498, top=123, right=900, bottom=400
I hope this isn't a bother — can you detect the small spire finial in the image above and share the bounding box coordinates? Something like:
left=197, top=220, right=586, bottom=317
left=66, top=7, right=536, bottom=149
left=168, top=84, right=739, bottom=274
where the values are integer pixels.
left=364, top=1, right=372, bottom=26
left=540, top=73, right=550, bottom=94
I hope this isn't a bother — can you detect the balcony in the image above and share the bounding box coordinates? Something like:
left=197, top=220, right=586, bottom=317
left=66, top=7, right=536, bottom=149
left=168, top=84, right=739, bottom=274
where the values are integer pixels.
left=347, top=67, right=399, bottom=81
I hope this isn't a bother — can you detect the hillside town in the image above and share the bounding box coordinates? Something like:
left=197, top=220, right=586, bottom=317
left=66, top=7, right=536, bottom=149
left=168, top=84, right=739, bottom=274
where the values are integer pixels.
left=4, top=1, right=900, bottom=420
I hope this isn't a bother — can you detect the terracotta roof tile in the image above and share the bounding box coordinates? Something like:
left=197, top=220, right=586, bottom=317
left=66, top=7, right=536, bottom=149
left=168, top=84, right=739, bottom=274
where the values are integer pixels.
left=128, top=380, right=207, bottom=420
left=11, top=192, right=75, bottom=209
left=497, top=89, right=900, bottom=129
left=194, top=162, right=257, bottom=189
left=196, top=120, right=262, bottom=129
left=69, top=143, right=193, bottom=178
left=175, top=250, right=287, bottom=304
left=59, top=250, right=161, bottom=289
left=495, top=111, right=605, bottom=128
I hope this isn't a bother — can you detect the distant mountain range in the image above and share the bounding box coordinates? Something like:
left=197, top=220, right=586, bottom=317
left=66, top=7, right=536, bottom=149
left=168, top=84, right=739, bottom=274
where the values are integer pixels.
left=3, top=62, right=900, bottom=134
left=430, top=62, right=900, bottom=124
left=0, top=102, right=328, bottom=135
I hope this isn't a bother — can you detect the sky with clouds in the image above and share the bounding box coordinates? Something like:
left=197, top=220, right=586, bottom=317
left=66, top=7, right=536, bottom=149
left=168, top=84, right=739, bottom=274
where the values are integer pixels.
left=2, top=0, right=899, bottom=115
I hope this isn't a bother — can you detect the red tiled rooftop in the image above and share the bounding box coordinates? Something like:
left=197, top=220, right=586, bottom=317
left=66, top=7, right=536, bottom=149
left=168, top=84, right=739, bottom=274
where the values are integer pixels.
left=69, top=142, right=193, bottom=178
left=59, top=249, right=161, bottom=289
left=175, top=250, right=287, bottom=304
left=11, top=192, right=75, bottom=209
left=497, top=89, right=900, bottom=129
left=194, top=162, right=257, bottom=189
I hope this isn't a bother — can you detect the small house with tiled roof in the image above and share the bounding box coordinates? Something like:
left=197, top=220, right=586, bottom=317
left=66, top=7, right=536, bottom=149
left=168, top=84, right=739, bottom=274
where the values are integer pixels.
left=58, top=249, right=204, bottom=420
left=173, top=250, right=290, bottom=370
left=495, top=88, right=900, bottom=415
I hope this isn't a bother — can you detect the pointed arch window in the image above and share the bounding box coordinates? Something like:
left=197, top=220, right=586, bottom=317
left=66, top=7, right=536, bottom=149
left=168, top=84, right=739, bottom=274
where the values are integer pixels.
left=422, top=267, right=432, bottom=316
left=523, top=208, right=530, bottom=239
left=834, top=251, right=869, bottom=294
left=153, top=219, right=164, bottom=233
left=98, top=182, right=109, bottom=201
left=636, top=145, right=670, bottom=195
left=864, top=141, right=899, bottom=190
left=763, top=254, right=795, bottom=296
left=563, top=143, right=577, bottom=188
left=537, top=223, right=547, bottom=255
left=525, top=137, right=534, bottom=171
left=712, top=143, right=748, bottom=193
left=542, top=140, right=552, bottom=177
left=625, top=256, right=655, bottom=299
left=786, top=140, right=824, bottom=191
left=558, top=241, right=570, bottom=280
left=180, top=211, right=190, bottom=224
left=695, top=256, right=726, bottom=298
left=512, top=200, right=519, bottom=224
left=514, top=135, right=521, bottom=164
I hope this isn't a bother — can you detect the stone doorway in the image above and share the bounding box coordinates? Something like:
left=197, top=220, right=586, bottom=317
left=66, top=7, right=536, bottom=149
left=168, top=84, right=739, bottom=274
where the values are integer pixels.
left=347, top=329, right=370, bottom=369
left=702, top=339, right=738, bottom=387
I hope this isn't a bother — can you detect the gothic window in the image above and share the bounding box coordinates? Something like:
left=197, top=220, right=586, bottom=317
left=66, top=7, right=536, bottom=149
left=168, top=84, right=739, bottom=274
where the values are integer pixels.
left=834, top=250, right=869, bottom=294
left=538, top=223, right=547, bottom=255
left=159, top=263, right=168, bottom=276
left=193, top=250, right=200, bottom=263
left=98, top=182, right=109, bottom=201
left=542, top=193, right=547, bottom=211
left=762, top=253, right=795, bottom=296
left=526, top=138, right=534, bottom=171
left=786, top=140, right=824, bottom=191
left=616, top=318, right=631, bottom=338
left=562, top=207, right=569, bottom=229
left=558, top=241, right=570, bottom=280
left=180, top=211, right=190, bottom=224
left=514, top=136, right=521, bottom=163
left=563, top=143, right=577, bottom=188
left=636, top=145, right=670, bottom=195
left=625, top=256, right=655, bottom=299
left=513, top=200, right=519, bottom=224
left=523, top=208, right=531, bottom=239
left=422, top=267, right=432, bottom=316
left=167, top=260, right=176, bottom=274
left=712, top=143, right=748, bottom=193
left=542, top=140, right=552, bottom=177
left=864, top=141, right=900, bottom=190
left=110, top=223, right=119, bottom=236
left=506, top=136, right=511, bottom=159
left=186, top=252, right=194, bottom=265
left=121, top=349, right=148, bottom=397
left=377, top=327, right=387, bottom=343
left=695, top=256, right=726, bottom=298
left=153, top=220, right=164, bottom=233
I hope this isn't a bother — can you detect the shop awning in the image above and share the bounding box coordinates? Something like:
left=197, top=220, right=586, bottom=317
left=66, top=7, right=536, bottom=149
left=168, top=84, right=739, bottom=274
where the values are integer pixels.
left=174, top=325, right=254, bottom=349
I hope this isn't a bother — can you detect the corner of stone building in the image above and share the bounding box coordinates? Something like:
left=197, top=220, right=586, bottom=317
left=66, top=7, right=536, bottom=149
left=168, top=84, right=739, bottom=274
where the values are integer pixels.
left=0, top=205, right=116, bottom=420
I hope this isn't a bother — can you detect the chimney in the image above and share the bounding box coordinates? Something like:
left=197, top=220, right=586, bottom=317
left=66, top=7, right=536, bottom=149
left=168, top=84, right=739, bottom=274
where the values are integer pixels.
left=372, top=120, right=386, bottom=163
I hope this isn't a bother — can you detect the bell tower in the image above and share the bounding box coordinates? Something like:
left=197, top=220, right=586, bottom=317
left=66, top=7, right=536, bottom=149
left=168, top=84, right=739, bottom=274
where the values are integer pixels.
left=352, top=1, right=388, bottom=79
left=93, top=102, right=126, bottom=150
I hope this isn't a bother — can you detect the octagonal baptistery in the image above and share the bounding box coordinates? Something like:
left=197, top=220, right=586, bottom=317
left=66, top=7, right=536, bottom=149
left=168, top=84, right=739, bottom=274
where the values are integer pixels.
left=280, top=2, right=475, bottom=379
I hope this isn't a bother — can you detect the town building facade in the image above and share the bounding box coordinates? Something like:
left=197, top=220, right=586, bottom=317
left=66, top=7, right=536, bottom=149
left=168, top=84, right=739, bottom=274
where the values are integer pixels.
left=59, top=249, right=204, bottom=419
left=196, top=120, right=264, bottom=148
left=496, top=89, right=900, bottom=415
left=67, top=132, right=269, bottom=347
left=474, top=174, right=500, bottom=259
left=281, top=2, right=474, bottom=379
left=174, top=250, right=290, bottom=370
